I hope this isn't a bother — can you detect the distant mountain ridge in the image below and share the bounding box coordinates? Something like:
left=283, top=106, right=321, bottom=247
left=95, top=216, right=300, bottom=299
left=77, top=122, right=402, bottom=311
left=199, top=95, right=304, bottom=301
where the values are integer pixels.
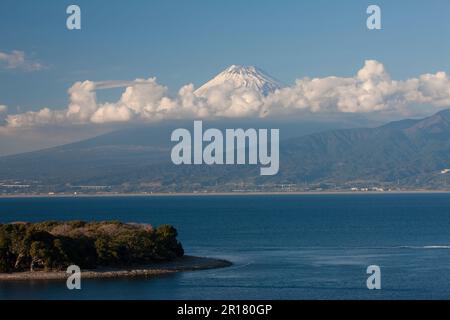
left=0, top=110, right=450, bottom=193
left=276, top=108, right=450, bottom=187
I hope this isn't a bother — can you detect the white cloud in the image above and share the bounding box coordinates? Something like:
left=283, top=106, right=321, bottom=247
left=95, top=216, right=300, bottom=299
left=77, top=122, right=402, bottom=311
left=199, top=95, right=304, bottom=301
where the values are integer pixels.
left=0, top=105, right=7, bottom=113
left=0, top=50, right=43, bottom=71
left=264, top=60, right=450, bottom=116
left=3, top=60, right=450, bottom=129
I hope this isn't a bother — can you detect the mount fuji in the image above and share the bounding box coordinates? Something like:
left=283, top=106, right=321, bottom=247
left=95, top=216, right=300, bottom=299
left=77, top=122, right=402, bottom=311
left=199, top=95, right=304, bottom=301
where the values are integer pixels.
left=194, top=65, right=283, bottom=96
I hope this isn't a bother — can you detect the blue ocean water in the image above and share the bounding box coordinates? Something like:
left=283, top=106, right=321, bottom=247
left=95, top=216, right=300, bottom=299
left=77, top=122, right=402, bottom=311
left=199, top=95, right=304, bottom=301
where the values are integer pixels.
left=0, top=194, right=449, bottom=300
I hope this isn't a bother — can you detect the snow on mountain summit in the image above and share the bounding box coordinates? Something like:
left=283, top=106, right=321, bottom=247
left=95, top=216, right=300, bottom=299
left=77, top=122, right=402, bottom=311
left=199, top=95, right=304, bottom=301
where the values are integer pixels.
left=194, top=65, right=282, bottom=96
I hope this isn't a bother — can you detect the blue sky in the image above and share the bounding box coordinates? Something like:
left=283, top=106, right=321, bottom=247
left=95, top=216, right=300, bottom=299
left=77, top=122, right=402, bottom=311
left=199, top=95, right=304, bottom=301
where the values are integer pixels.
left=1, top=0, right=450, bottom=113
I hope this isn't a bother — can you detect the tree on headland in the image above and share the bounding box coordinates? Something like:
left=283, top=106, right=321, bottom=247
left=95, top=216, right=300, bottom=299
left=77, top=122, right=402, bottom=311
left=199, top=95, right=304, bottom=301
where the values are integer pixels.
left=0, top=221, right=184, bottom=273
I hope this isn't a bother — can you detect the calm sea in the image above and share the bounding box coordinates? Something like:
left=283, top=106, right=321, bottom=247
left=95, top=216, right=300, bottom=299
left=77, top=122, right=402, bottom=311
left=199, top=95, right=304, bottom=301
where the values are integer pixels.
left=0, top=194, right=449, bottom=300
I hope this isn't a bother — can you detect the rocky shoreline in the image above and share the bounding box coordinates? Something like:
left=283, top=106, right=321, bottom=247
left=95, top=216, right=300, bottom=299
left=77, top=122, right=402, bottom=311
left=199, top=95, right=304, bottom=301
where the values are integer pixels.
left=0, top=256, right=232, bottom=281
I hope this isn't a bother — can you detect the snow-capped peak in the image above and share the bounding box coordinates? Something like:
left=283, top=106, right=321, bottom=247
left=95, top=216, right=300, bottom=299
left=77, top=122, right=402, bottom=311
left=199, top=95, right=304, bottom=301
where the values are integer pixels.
left=195, top=65, right=282, bottom=96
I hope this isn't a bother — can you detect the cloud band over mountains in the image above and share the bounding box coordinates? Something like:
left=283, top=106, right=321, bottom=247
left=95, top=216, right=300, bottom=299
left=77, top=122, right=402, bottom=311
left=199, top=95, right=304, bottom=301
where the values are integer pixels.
left=4, top=60, right=450, bottom=129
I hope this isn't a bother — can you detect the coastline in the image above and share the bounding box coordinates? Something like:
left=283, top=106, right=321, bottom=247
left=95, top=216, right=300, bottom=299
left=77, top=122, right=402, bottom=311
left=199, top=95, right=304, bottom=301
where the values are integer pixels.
left=1, top=190, right=450, bottom=199
left=0, top=256, right=232, bottom=281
